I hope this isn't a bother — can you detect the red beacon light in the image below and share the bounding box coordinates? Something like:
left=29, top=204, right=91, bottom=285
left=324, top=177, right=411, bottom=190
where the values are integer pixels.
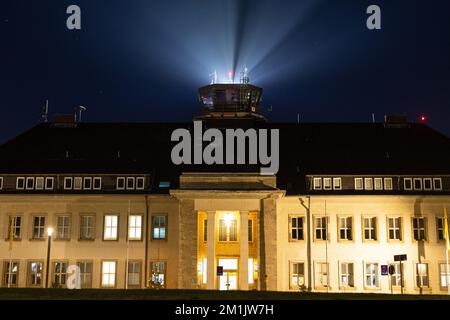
left=419, top=115, right=428, bottom=122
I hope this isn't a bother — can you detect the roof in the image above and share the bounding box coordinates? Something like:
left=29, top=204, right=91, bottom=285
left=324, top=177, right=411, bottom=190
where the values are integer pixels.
left=0, top=121, right=449, bottom=194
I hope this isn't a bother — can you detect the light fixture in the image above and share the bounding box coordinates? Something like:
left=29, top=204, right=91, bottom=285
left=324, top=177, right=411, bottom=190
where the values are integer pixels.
left=47, top=227, right=53, bottom=237
left=223, top=212, right=233, bottom=228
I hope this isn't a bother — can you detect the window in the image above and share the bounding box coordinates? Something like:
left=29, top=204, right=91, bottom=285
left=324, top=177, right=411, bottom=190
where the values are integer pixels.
left=433, top=178, right=442, bottom=191
left=128, top=215, right=142, bottom=240
left=323, top=178, right=332, bottom=190
left=314, top=217, right=328, bottom=241
left=248, top=219, right=253, bottom=242
left=340, top=263, right=354, bottom=288
left=77, top=261, right=93, bottom=288
left=56, top=215, right=70, bottom=240
left=0, top=177, right=3, bottom=190
left=290, top=262, right=305, bottom=289
left=313, top=178, right=322, bottom=190
left=93, top=177, right=102, bottom=190
left=80, top=215, right=95, bottom=240
left=363, top=217, right=377, bottom=241
left=2, top=261, right=19, bottom=287
left=53, top=261, right=67, bottom=287
left=390, top=263, right=402, bottom=287
left=333, top=178, right=342, bottom=190
left=151, top=261, right=166, bottom=287
left=203, top=219, right=208, bottom=242
left=159, top=181, right=170, bottom=188
left=83, top=177, right=92, bottom=190
left=388, top=217, right=402, bottom=240
left=153, top=215, right=167, bottom=240
left=126, top=177, right=135, bottom=190
left=439, top=263, right=450, bottom=289
left=136, top=177, right=145, bottom=190
left=248, top=258, right=255, bottom=285
left=32, top=216, right=46, bottom=239
left=365, top=263, right=379, bottom=288
left=404, top=178, right=413, bottom=190
left=45, top=177, right=54, bottom=190
left=384, top=178, right=393, bottom=190
left=74, top=177, right=82, bottom=190
left=7, top=215, right=22, bottom=240
left=315, top=262, right=328, bottom=288
left=127, top=261, right=141, bottom=287
left=374, top=178, right=383, bottom=190
left=35, top=177, right=44, bottom=190
left=354, top=178, right=363, bottom=190
left=413, top=178, right=422, bottom=190
left=103, top=215, right=119, bottom=240
left=28, top=261, right=43, bottom=286
left=412, top=217, right=426, bottom=241
left=338, top=217, right=353, bottom=241
left=423, top=178, right=432, bottom=191
left=364, top=178, right=373, bottom=190
left=437, top=217, right=446, bottom=241
left=416, top=263, right=429, bottom=288
left=26, top=177, right=34, bottom=190
left=64, top=177, right=73, bottom=190
left=218, top=219, right=237, bottom=242
left=116, top=177, right=125, bottom=190
left=16, top=177, right=25, bottom=190
left=101, top=261, right=116, bottom=287
left=290, top=216, right=304, bottom=241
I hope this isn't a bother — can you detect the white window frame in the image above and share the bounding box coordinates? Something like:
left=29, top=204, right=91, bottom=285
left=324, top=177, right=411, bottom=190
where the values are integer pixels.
left=16, top=177, right=25, bottom=190
left=83, top=177, right=92, bottom=190
left=0, top=177, right=3, bottom=190
left=413, top=178, right=423, bottom=191
left=25, top=177, right=35, bottom=190
left=423, top=178, right=432, bottom=191
left=116, top=177, right=125, bottom=190
left=333, top=177, right=342, bottom=190
left=415, top=263, right=429, bottom=289
left=339, top=262, right=354, bottom=288
left=354, top=178, right=363, bottom=190
left=364, top=262, right=380, bottom=289
left=313, top=177, right=322, bottom=190
left=73, top=177, right=83, bottom=190
left=35, top=177, right=45, bottom=190
left=136, top=177, right=145, bottom=190
left=45, top=177, right=54, bottom=190
left=128, top=215, right=143, bottom=241
left=101, top=261, right=117, bottom=287
left=289, top=261, right=305, bottom=290
left=374, top=178, right=383, bottom=190
left=384, top=178, right=393, bottom=190
left=404, top=178, right=413, bottom=190
left=93, top=177, right=102, bottom=190
left=364, top=178, right=373, bottom=190
left=126, top=177, right=136, bottom=190
left=323, top=178, right=332, bottom=190
left=363, top=217, right=377, bottom=241
left=103, top=215, right=119, bottom=241
left=64, top=177, right=73, bottom=190
left=433, top=178, right=443, bottom=191
left=387, top=217, right=402, bottom=241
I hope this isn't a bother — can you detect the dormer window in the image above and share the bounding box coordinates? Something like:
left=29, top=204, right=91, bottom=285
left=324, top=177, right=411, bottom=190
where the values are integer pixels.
left=26, top=177, right=34, bottom=190
left=433, top=178, right=442, bottom=191
left=313, top=178, right=322, bottom=190
left=116, top=177, right=125, bottom=190
left=45, top=177, right=54, bottom=190
left=64, top=177, right=73, bottom=190
left=136, top=177, right=145, bottom=190
left=126, top=177, right=135, bottom=190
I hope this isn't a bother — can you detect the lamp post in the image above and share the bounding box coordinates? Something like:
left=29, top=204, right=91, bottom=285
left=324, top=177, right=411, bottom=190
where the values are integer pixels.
left=45, top=227, right=53, bottom=289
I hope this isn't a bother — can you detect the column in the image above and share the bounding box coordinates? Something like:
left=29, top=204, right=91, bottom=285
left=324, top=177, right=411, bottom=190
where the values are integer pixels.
left=206, top=211, right=216, bottom=289
left=239, top=211, right=249, bottom=290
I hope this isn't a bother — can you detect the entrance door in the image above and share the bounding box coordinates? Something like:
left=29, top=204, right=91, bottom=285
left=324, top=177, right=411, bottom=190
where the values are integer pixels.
left=219, top=271, right=238, bottom=290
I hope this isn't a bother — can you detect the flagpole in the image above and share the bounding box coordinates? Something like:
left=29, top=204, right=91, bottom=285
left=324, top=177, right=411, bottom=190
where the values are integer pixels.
left=444, top=207, right=450, bottom=295
left=446, top=246, right=449, bottom=295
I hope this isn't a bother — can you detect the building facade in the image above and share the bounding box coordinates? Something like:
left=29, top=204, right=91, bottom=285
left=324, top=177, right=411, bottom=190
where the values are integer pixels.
left=0, top=84, right=449, bottom=294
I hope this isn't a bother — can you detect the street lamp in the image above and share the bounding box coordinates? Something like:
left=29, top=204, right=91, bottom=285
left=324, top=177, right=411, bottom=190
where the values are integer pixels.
left=45, top=227, right=53, bottom=289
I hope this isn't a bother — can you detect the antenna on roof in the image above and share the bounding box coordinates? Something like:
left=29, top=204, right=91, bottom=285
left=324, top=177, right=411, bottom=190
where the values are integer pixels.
left=41, top=100, right=49, bottom=123
left=240, top=65, right=249, bottom=84
left=209, top=70, right=217, bottom=85
left=297, top=113, right=300, bottom=124
left=372, top=113, right=375, bottom=123
left=75, top=105, right=87, bottom=123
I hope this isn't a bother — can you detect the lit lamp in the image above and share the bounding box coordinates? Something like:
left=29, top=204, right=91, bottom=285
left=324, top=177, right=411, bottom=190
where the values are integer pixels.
left=223, top=213, right=233, bottom=229
left=45, top=227, right=53, bottom=289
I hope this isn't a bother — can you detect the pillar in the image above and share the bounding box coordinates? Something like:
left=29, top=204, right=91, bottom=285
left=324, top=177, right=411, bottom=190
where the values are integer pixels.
left=206, top=211, right=216, bottom=289
left=239, top=211, right=249, bottom=290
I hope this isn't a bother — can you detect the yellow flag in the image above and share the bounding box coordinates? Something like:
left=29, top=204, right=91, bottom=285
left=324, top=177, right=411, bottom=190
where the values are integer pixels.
left=445, top=207, right=450, bottom=252
left=9, top=209, right=14, bottom=251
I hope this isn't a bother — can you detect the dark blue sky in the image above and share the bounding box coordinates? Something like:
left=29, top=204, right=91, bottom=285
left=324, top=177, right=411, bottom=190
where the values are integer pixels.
left=1, top=0, right=450, bottom=143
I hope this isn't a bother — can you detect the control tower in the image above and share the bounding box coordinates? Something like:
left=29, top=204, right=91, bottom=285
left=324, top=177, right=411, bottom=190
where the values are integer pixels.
left=195, top=67, right=266, bottom=122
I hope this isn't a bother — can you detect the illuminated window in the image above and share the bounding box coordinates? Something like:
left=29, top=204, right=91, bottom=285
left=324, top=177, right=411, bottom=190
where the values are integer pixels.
left=323, top=178, right=332, bottom=190
left=313, top=178, right=322, bottom=190
left=2, top=261, right=19, bottom=287
left=127, top=261, right=141, bottom=287
left=151, top=261, right=166, bottom=287
left=340, top=263, right=354, bottom=288
left=416, top=263, right=429, bottom=288
left=390, top=263, right=402, bottom=287
left=248, top=219, right=253, bottom=242
left=101, top=261, right=116, bottom=287
left=26, top=177, right=34, bottom=190
left=315, top=262, right=328, bottom=288
left=403, top=178, right=413, bottom=190
left=77, top=261, right=93, bottom=288
left=83, top=177, right=92, bottom=190
left=35, top=177, right=44, bottom=190
left=412, top=217, right=426, bottom=241
left=439, top=263, right=450, bottom=288
left=314, top=217, right=328, bottom=241
left=153, top=215, right=167, bottom=240
left=374, top=178, right=383, bottom=190
left=248, top=259, right=255, bottom=285
left=363, top=217, right=377, bottom=241
left=56, top=215, right=70, bottom=240
left=80, top=215, right=95, bottom=240
left=388, top=217, right=402, bottom=240
left=413, top=178, right=422, bottom=190
left=364, top=178, right=373, bottom=190
left=433, top=178, right=443, bottom=191
left=338, top=217, right=353, bottom=241
left=365, top=263, right=379, bottom=288
left=290, top=262, right=305, bottom=290
left=28, top=261, right=43, bottom=287
left=93, top=177, right=102, bottom=190
left=333, top=178, right=342, bottom=190
left=0, top=177, right=3, bottom=190
left=53, top=261, right=67, bottom=287
left=103, top=215, right=118, bottom=240
left=7, top=215, right=21, bottom=240
left=116, top=177, right=125, bottom=190
left=73, top=177, right=82, bottom=190
left=290, top=216, right=304, bottom=241
left=64, top=177, right=73, bottom=190
left=16, top=177, right=25, bottom=190
left=203, top=219, right=208, bottom=242
left=218, top=218, right=237, bottom=242
left=354, top=178, right=363, bottom=190
left=45, top=177, right=54, bottom=190
left=32, top=216, right=46, bottom=239
left=128, top=215, right=142, bottom=240
left=126, top=177, right=135, bottom=190
left=384, top=178, right=393, bottom=190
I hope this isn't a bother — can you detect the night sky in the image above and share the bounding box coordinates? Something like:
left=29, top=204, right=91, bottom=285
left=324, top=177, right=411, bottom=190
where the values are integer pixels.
left=1, top=0, right=450, bottom=143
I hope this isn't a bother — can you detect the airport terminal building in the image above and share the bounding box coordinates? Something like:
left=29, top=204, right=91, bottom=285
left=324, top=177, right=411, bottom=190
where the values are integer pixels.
left=0, top=84, right=449, bottom=294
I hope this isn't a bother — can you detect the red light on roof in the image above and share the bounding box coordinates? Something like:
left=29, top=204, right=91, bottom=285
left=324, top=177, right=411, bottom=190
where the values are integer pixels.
left=420, top=115, right=428, bottom=122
